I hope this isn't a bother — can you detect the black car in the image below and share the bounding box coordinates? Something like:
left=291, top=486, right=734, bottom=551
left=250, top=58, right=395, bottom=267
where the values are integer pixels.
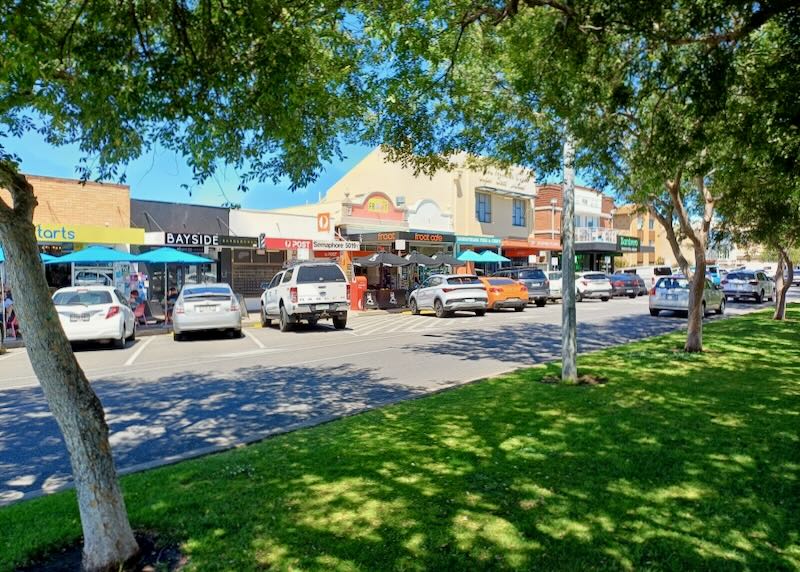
left=608, top=273, right=639, bottom=298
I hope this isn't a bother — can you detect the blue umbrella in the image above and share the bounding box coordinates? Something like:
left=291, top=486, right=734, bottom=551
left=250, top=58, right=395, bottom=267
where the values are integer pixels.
left=135, top=247, right=214, bottom=265
left=0, top=247, right=57, bottom=263
left=45, top=245, right=140, bottom=264
left=479, top=250, right=510, bottom=263
left=457, top=249, right=484, bottom=262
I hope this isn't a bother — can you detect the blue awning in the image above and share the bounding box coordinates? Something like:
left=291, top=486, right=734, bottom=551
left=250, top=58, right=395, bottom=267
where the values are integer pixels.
left=135, top=247, right=215, bottom=265
left=44, top=246, right=140, bottom=264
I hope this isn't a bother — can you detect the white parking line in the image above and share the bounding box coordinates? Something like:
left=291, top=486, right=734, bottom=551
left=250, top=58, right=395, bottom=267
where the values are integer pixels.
left=124, top=337, right=155, bottom=367
left=244, top=330, right=266, bottom=349
left=0, top=349, right=25, bottom=361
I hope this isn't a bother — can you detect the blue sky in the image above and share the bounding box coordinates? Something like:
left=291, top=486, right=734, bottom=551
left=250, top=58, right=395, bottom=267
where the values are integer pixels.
left=7, top=130, right=375, bottom=210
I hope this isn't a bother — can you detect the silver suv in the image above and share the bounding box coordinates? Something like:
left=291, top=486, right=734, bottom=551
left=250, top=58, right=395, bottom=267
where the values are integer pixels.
left=722, top=270, right=774, bottom=303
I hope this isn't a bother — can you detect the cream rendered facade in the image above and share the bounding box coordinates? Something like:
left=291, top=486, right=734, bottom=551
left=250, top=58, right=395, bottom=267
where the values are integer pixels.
left=273, top=147, right=536, bottom=242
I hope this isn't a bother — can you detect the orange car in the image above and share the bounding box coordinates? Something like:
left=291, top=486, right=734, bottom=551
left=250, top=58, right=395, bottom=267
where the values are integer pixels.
left=479, top=277, right=528, bottom=311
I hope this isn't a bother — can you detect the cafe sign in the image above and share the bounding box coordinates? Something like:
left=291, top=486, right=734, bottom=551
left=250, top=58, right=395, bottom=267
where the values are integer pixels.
left=350, top=231, right=456, bottom=243
left=312, top=240, right=360, bottom=251
left=617, top=235, right=640, bottom=252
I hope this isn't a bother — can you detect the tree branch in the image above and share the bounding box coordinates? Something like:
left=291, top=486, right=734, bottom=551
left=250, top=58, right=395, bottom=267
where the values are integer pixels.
left=0, top=161, right=36, bottom=223
left=667, top=2, right=789, bottom=46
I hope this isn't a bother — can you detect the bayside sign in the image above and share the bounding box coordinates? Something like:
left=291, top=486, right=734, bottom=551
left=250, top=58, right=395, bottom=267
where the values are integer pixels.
left=166, top=233, right=219, bottom=246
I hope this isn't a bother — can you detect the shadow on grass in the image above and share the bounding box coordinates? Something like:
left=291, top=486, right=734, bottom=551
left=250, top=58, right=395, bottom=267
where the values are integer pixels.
left=2, top=309, right=799, bottom=571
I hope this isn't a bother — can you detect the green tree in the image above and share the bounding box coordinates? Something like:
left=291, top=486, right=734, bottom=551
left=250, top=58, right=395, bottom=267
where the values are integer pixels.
left=365, top=0, right=798, bottom=352
left=0, top=2, right=372, bottom=569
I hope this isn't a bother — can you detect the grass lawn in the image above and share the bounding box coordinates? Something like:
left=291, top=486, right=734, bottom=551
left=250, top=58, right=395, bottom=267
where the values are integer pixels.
left=2, top=308, right=799, bottom=571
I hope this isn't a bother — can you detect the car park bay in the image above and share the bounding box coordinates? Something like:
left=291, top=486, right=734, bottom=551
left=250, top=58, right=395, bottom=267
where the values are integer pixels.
left=0, top=290, right=795, bottom=503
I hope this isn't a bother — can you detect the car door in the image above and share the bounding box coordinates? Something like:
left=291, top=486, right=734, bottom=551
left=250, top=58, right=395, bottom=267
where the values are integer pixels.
left=759, top=272, right=772, bottom=297
left=704, top=279, right=719, bottom=308
left=266, top=272, right=283, bottom=316
left=418, top=277, right=440, bottom=308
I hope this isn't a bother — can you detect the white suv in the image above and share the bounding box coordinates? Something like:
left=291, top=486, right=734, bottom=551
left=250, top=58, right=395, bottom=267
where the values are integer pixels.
left=261, top=262, right=350, bottom=332
left=408, top=274, right=488, bottom=318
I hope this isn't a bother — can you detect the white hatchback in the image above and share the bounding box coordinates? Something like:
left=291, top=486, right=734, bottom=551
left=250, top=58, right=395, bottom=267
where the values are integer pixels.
left=408, top=274, right=489, bottom=318
left=173, top=283, right=242, bottom=340
left=53, top=286, right=136, bottom=348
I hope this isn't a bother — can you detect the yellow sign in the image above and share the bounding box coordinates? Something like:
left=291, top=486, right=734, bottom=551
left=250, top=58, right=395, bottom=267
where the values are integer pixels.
left=36, top=224, right=145, bottom=245
left=366, top=196, right=390, bottom=213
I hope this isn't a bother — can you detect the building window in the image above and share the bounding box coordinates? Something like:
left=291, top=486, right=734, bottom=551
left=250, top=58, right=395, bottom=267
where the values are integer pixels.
left=649, top=218, right=655, bottom=230
left=512, top=199, right=526, bottom=227
left=637, top=216, right=644, bottom=230
left=476, top=192, right=492, bottom=223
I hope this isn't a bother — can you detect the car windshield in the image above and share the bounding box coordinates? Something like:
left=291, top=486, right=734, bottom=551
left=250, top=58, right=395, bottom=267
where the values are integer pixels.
left=296, top=265, right=346, bottom=283
left=487, top=278, right=515, bottom=286
left=518, top=270, right=545, bottom=280
left=727, top=272, right=755, bottom=280
left=447, top=276, right=481, bottom=285
left=708, top=266, right=719, bottom=273
left=584, top=273, right=607, bottom=280
left=183, top=286, right=231, bottom=299
left=548, top=272, right=562, bottom=280
left=656, top=277, right=690, bottom=289
left=53, top=290, right=113, bottom=306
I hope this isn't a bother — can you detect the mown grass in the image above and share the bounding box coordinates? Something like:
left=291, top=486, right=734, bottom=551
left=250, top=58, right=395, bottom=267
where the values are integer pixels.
left=2, top=308, right=799, bottom=571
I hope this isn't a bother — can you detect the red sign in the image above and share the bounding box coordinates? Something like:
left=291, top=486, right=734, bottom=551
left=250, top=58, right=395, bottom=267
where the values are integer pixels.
left=529, top=237, right=561, bottom=250
left=262, top=237, right=313, bottom=250
left=314, top=251, right=340, bottom=258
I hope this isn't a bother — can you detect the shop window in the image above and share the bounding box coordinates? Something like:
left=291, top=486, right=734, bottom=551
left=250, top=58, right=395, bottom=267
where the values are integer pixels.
left=476, top=192, right=492, bottom=223
left=637, top=216, right=644, bottom=230
left=512, top=199, right=526, bottom=227
left=234, top=249, right=252, bottom=263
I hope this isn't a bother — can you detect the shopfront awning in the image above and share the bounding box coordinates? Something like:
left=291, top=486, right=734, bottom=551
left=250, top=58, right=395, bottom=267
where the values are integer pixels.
left=457, top=250, right=484, bottom=262
left=353, top=252, right=412, bottom=267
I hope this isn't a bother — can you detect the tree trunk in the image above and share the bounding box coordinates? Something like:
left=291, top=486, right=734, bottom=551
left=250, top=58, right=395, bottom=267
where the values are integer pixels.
left=561, top=131, right=578, bottom=382
left=774, top=248, right=793, bottom=320
left=685, top=250, right=706, bottom=353
left=0, top=172, right=138, bottom=571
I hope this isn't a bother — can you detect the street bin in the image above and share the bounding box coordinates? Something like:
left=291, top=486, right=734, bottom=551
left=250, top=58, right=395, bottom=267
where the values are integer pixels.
left=351, top=276, right=367, bottom=310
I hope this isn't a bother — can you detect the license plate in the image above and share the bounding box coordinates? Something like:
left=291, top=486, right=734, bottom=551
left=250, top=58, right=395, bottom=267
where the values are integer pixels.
left=197, top=306, right=214, bottom=313
left=465, top=298, right=475, bottom=303
left=626, top=289, right=633, bottom=293
left=313, top=304, right=329, bottom=310
left=528, top=282, right=541, bottom=287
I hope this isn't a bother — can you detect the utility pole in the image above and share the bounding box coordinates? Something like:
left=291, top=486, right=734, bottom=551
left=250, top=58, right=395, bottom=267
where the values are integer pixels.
left=561, top=131, right=578, bottom=382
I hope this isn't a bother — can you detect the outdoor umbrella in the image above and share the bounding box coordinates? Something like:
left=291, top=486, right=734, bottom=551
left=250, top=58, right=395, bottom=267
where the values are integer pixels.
left=353, top=252, right=412, bottom=267
left=0, top=247, right=56, bottom=263
left=479, top=250, right=511, bottom=263
left=405, top=251, right=441, bottom=266
left=431, top=253, right=465, bottom=267
left=45, top=245, right=140, bottom=264
left=456, top=249, right=484, bottom=262
left=135, top=247, right=216, bottom=307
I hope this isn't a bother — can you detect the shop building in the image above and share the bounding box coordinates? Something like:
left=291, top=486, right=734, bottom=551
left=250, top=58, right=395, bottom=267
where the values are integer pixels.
left=613, top=204, right=694, bottom=268
left=533, top=184, right=650, bottom=272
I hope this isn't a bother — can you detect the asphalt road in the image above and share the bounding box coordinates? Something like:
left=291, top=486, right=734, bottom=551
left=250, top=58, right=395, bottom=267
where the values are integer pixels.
left=1, top=291, right=794, bottom=504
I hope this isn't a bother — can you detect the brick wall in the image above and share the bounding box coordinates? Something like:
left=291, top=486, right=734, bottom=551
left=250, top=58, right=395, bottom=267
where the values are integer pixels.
left=1, top=174, right=130, bottom=228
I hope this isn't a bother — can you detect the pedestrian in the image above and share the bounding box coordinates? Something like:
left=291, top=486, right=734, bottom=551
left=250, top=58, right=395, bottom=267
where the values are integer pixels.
left=4, top=288, right=17, bottom=339
left=129, top=289, right=141, bottom=307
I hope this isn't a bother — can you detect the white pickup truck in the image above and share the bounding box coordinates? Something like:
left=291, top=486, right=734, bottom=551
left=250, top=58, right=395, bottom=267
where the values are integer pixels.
left=260, top=262, right=350, bottom=332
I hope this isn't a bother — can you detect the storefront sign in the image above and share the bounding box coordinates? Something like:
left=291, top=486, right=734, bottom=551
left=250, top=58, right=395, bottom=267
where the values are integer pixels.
left=411, top=232, right=446, bottom=242
left=312, top=240, right=360, bottom=251
left=350, top=231, right=456, bottom=243
left=455, top=234, right=502, bottom=246
left=529, top=237, right=562, bottom=250
left=317, top=212, right=331, bottom=232
left=261, top=236, right=313, bottom=250
left=617, top=235, right=640, bottom=252
left=36, top=224, right=146, bottom=245
left=314, top=250, right=341, bottom=258
left=166, top=233, right=219, bottom=247
left=220, top=236, right=260, bottom=248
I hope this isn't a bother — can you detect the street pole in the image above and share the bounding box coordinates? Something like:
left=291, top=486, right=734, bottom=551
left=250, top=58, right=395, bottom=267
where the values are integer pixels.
left=561, top=131, right=578, bottom=382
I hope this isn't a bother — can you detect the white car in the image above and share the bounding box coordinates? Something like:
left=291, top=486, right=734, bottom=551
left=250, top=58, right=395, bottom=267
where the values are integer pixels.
left=546, top=271, right=563, bottom=301
left=576, top=272, right=612, bottom=302
left=173, top=283, right=242, bottom=340
left=408, top=274, right=488, bottom=318
left=261, top=262, right=350, bottom=332
left=649, top=275, right=725, bottom=317
left=73, top=271, right=113, bottom=286
left=722, top=270, right=775, bottom=303
left=53, top=286, right=135, bottom=348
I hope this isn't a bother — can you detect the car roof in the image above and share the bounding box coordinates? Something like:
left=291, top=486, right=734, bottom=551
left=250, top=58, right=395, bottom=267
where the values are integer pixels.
left=180, top=282, right=232, bottom=291
left=54, top=285, right=115, bottom=293
left=429, top=274, right=477, bottom=279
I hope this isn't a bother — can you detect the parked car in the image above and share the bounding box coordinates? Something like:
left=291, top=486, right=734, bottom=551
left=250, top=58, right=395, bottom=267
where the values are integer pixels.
left=261, top=262, right=349, bottom=331
left=576, top=272, right=612, bottom=302
left=793, top=268, right=800, bottom=286
left=607, top=273, right=639, bottom=298
left=546, top=271, right=563, bottom=301
left=173, top=283, right=242, bottom=340
left=633, top=274, right=648, bottom=296
left=479, top=277, right=527, bottom=311
left=409, top=274, right=488, bottom=318
left=649, top=276, right=725, bottom=317
left=73, top=271, right=113, bottom=287
left=722, top=270, right=775, bottom=303
left=52, top=286, right=135, bottom=348
left=623, top=265, right=673, bottom=288
left=491, top=267, right=549, bottom=307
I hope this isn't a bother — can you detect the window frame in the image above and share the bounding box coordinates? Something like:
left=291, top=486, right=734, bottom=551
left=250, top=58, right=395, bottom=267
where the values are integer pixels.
left=512, top=198, right=526, bottom=227
left=476, top=192, right=492, bottom=223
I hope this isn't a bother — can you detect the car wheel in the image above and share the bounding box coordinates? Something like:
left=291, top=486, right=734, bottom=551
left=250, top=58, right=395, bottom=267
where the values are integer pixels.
left=601, top=297, right=610, bottom=302
left=260, top=306, right=271, bottom=327
left=434, top=299, right=447, bottom=318
left=628, top=293, right=636, bottom=299
left=576, top=291, right=584, bottom=302
left=535, top=299, right=546, bottom=308
left=409, top=299, right=420, bottom=315
left=755, top=290, right=763, bottom=304
left=332, top=316, right=347, bottom=329
left=716, top=298, right=725, bottom=315
left=649, top=309, right=660, bottom=317
left=127, top=323, right=136, bottom=342
left=514, top=306, right=525, bottom=312
left=701, top=302, right=707, bottom=317
left=173, top=332, right=184, bottom=342
left=279, top=305, right=292, bottom=332
left=113, top=326, right=126, bottom=349
left=229, top=328, right=242, bottom=338
left=475, top=309, right=486, bottom=317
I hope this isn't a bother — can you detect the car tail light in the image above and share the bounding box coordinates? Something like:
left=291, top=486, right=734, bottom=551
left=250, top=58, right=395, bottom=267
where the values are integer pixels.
left=105, top=306, right=120, bottom=319
left=290, top=287, right=298, bottom=303
left=230, top=298, right=240, bottom=312
left=580, top=280, right=588, bottom=286
left=346, top=284, right=351, bottom=302
left=175, top=303, right=184, bottom=314
left=544, top=279, right=550, bottom=287
left=748, top=280, right=758, bottom=285
left=721, top=279, right=728, bottom=285
left=442, top=287, right=456, bottom=293
left=520, top=285, right=528, bottom=292
left=649, top=287, right=656, bottom=296
left=490, top=287, right=503, bottom=293
left=614, top=280, right=623, bottom=287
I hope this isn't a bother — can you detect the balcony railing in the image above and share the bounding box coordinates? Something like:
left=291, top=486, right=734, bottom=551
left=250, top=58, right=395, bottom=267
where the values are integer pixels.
left=574, top=227, right=618, bottom=244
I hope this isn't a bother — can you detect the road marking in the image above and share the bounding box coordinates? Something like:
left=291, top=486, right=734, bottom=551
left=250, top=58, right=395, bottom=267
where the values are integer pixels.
left=216, top=349, right=278, bottom=358
left=124, top=337, right=155, bottom=367
left=244, top=330, right=266, bottom=349
left=0, top=349, right=25, bottom=361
